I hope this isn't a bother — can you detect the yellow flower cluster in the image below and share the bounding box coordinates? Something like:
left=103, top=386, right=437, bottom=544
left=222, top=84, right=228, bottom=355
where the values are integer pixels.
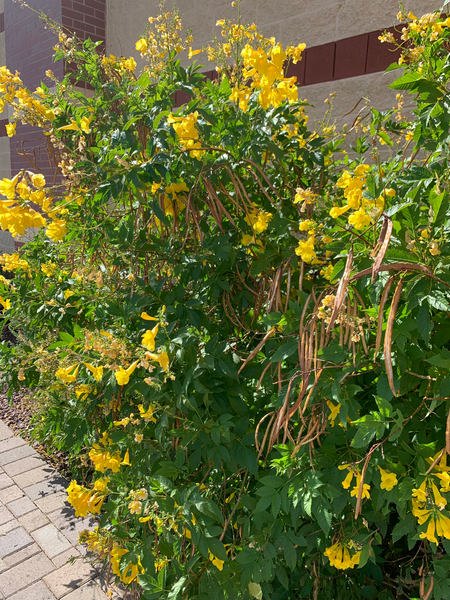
left=0, top=252, right=29, bottom=272
left=135, top=11, right=191, bottom=77
left=324, top=542, right=361, bottom=570
left=0, top=66, right=55, bottom=129
left=411, top=454, right=450, bottom=543
left=66, top=477, right=109, bottom=517
left=340, top=465, right=371, bottom=499
left=330, top=165, right=394, bottom=230
left=244, top=206, right=273, bottom=234
left=89, top=432, right=122, bottom=473
left=230, top=40, right=305, bottom=111
left=168, top=112, right=204, bottom=160
left=111, top=547, right=144, bottom=584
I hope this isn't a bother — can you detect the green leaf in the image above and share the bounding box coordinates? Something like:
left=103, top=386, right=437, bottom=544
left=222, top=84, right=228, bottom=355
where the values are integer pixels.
left=270, top=340, right=298, bottom=363
left=392, top=513, right=415, bottom=542
left=417, top=303, right=433, bottom=343
left=248, top=582, right=262, bottom=599
left=167, top=576, right=187, bottom=600
left=283, top=540, right=297, bottom=570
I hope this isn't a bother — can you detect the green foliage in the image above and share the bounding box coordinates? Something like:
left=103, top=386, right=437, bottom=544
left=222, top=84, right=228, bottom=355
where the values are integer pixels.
left=2, top=5, right=450, bottom=600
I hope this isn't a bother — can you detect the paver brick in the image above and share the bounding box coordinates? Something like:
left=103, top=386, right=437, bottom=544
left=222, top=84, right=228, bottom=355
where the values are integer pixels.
left=0, top=473, right=13, bottom=491
left=4, top=455, right=47, bottom=477
left=0, top=484, right=24, bottom=504
left=0, top=519, right=20, bottom=536
left=48, top=508, right=95, bottom=546
left=0, top=506, right=13, bottom=526
left=52, top=546, right=81, bottom=568
left=13, top=465, right=55, bottom=489
left=32, top=523, right=72, bottom=558
left=43, top=557, right=97, bottom=599
left=0, top=436, right=26, bottom=454
left=50, top=578, right=106, bottom=600
left=35, top=492, right=68, bottom=514
left=0, top=444, right=36, bottom=466
left=0, top=526, right=33, bottom=558
left=0, top=422, right=13, bottom=441
left=6, top=494, right=36, bottom=517
left=0, top=552, right=54, bottom=596
left=18, top=508, right=50, bottom=533
left=3, top=541, right=40, bottom=569
left=23, top=474, right=68, bottom=501
left=9, top=581, right=56, bottom=600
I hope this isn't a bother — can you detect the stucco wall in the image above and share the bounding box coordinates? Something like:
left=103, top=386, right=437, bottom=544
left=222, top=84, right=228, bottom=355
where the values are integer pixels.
left=106, top=0, right=443, bottom=124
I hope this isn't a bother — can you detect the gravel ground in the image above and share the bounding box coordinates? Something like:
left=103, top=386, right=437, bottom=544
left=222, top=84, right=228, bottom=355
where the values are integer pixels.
left=0, top=386, right=71, bottom=476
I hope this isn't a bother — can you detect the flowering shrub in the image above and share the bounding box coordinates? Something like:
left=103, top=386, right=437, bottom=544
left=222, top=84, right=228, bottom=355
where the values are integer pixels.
left=2, top=3, right=450, bottom=599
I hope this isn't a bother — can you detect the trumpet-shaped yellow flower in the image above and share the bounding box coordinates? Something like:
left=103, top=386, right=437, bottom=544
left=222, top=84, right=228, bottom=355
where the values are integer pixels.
left=379, top=467, right=398, bottom=491
left=208, top=551, right=224, bottom=571
left=138, top=404, right=157, bottom=423
left=89, top=444, right=121, bottom=473
left=141, top=325, right=159, bottom=351
left=295, top=234, right=316, bottom=263
left=146, top=351, right=169, bottom=371
left=56, top=364, right=79, bottom=384
left=115, top=360, right=139, bottom=386
left=46, top=219, right=67, bottom=242
left=66, top=477, right=109, bottom=517
left=141, top=311, right=158, bottom=321
left=32, top=174, right=46, bottom=188
left=324, top=543, right=361, bottom=570
left=84, top=363, right=104, bottom=382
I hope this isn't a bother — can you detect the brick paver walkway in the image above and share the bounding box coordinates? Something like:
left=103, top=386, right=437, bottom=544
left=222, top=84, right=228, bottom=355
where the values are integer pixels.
left=0, top=420, right=123, bottom=600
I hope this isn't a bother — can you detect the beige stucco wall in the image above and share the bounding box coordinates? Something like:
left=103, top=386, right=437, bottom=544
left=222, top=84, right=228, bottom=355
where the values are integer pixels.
left=106, top=0, right=443, bottom=125
left=106, top=0, right=444, bottom=56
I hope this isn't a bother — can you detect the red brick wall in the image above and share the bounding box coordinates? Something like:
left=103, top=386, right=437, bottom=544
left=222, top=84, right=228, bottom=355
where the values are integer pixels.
left=4, top=0, right=106, bottom=179
left=5, top=0, right=64, bottom=183
left=61, top=0, right=105, bottom=45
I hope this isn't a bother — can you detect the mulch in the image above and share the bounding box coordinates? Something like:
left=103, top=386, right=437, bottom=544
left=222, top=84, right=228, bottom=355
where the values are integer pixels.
left=0, top=386, right=71, bottom=476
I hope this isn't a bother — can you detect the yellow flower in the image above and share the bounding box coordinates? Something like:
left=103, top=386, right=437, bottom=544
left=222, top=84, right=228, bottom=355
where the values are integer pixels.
left=429, top=241, right=440, bottom=256
left=110, top=547, right=143, bottom=584
left=138, top=404, right=157, bottom=423
left=84, top=363, right=104, bottom=382
left=56, top=364, right=79, bottom=384
left=420, top=517, right=438, bottom=544
left=342, top=470, right=354, bottom=490
left=115, top=360, right=139, bottom=386
left=431, top=481, right=447, bottom=509
left=80, top=115, right=93, bottom=134
left=146, top=351, right=169, bottom=371
left=75, top=384, right=93, bottom=400
left=5, top=122, right=16, bottom=137
left=208, top=551, right=224, bottom=571
left=41, top=262, right=57, bottom=277
left=299, top=220, right=315, bottom=232
left=121, top=450, right=131, bottom=466
left=32, top=174, right=46, bottom=188
left=189, top=48, right=202, bottom=58
left=66, top=479, right=108, bottom=517
left=0, top=296, right=11, bottom=310
left=136, top=38, right=148, bottom=53
left=135, top=433, right=143, bottom=443
left=326, top=400, right=340, bottom=427
left=128, top=500, right=142, bottom=514
left=436, top=472, right=450, bottom=493
left=421, top=229, right=429, bottom=239
left=139, top=516, right=151, bottom=522
left=113, top=417, right=130, bottom=427
left=324, top=543, right=361, bottom=570
left=295, top=235, right=316, bottom=263
left=46, top=219, right=67, bottom=242
left=141, top=325, right=159, bottom=351
left=436, top=512, right=450, bottom=539
left=122, top=57, right=137, bottom=71
left=89, top=445, right=121, bottom=473
left=412, top=480, right=428, bottom=503
left=348, top=208, right=371, bottom=230
left=379, top=467, right=398, bottom=491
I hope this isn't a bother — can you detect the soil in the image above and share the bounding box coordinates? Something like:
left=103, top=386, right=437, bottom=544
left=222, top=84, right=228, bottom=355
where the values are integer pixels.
left=0, top=386, right=72, bottom=476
